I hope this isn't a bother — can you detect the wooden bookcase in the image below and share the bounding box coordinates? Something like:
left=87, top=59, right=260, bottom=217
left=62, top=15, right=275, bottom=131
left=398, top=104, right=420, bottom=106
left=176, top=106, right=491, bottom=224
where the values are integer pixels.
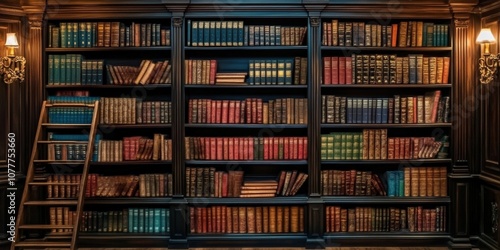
left=25, top=0, right=478, bottom=248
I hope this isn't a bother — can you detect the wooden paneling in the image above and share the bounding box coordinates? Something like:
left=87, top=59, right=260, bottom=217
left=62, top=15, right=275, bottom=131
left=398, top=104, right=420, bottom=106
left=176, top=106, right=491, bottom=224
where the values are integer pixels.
left=480, top=183, right=500, bottom=248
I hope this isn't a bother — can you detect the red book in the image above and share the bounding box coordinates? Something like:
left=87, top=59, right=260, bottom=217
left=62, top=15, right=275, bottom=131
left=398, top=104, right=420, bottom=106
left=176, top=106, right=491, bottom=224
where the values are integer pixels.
left=442, top=57, right=450, bottom=84
left=240, top=101, right=246, bottom=123
left=303, top=138, right=308, bottom=160
left=234, top=137, right=240, bottom=160
left=391, top=24, right=398, bottom=47
left=207, top=207, right=213, bottom=233
left=123, top=137, right=131, bottom=160
left=211, top=100, right=217, bottom=123
left=245, top=99, right=252, bottom=123
left=252, top=98, right=258, bottom=124
left=207, top=137, right=215, bottom=160
left=190, top=207, right=196, bottom=233
left=187, top=60, right=193, bottom=84
left=292, top=137, right=298, bottom=160
left=323, top=57, right=331, bottom=84
left=298, top=137, right=304, bottom=160
left=245, top=138, right=251, bottom=160
left=345, top=56, right=352, bottom=84
left=221, top=100, right=229, bottom=123
left=284, top=137, right=290, bottom=160
left=206, top=99, right=212, bottom=124
left=264, top=138, right=269, bottom=160
left=430, top=90, right=441, bottom=123
left=222, top=172, right=228, bottom=197
left=196, top=207, right=202, bottom=233
left=203, top=137, right=209, bottom=160
left=215, top=101, right=222, bottom=123
left=331, top=57, right=339, bottom=84
left=223, top=138, right=229, bottom=160
left=209, top=59, right=217, bottom=85
left=257, top=99, right=263, bottom=124
left=216, top=138, right=223, bottom=160
left=228, top=101, right=235, bottom=124
left=248, top=138, right=254, bottom=160
left=234, top=101, right=241, bottom=124
left=339, top=57, right=346, bottom=84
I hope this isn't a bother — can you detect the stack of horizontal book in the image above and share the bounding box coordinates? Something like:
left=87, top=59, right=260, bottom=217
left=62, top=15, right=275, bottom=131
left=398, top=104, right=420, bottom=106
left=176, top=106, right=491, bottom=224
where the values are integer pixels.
left=239, top=180, right=278, bottom=198
left=215, top=72, right=247, bottom=85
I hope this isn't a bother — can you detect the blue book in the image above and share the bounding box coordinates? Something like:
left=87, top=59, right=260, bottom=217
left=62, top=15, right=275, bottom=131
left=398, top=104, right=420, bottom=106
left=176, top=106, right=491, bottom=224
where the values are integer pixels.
left=165, top=209, right=170, bottom=232
left=284, top=59, right=293, bottom=85
left=386, top=171, right=396, bottom=196
left=97, top=60, right=103, bottom=85
left=408, top=54, right=417, bottom=84
left=192, top=21, right=198, bottom=46
left=381, top=98, right=388, bottom=123
left=79, top=22, right=86, bottom=47
left=209, top=21, right=216, bottom=46
left=48, top=55, right=54, bottom=85
left=138, top=208, right=144, bottom=233
left=248, top=60, right=255, bottom=84
left=275, top=26, right=281, bottom=45
left=86, top=22, right=92, bottom=47
left=154, top=208, right=161, bottom=233
left=60, top=55, right=67, bottom=85
left=227, top=21, right=233, bottom=46
left=243, top=25, right=248, bottom=46
left=221, top=21, right=227, bottom=46
left=398, top=171, right=404, bottom=197
left=72, top=22, right=79, bottom=47
left=186, top=19, right=191, bottom=46
left=215, top=21, right=221, bottom=46
left=60, top=22, right=67, bottom=48
left=203, top=21, right=210, bottom=46
left=237, top=21, right=244, bottom=46
left=376, top=98, right=383, bottom=123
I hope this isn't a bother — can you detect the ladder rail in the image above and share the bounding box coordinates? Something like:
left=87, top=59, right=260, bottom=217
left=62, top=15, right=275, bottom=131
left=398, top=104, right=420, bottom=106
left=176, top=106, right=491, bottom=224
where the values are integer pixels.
left=70, top=100, right=99, bottom=250
left=10, top=101, right=49, bottom=250
left=11, top=101, right=100, bottom=250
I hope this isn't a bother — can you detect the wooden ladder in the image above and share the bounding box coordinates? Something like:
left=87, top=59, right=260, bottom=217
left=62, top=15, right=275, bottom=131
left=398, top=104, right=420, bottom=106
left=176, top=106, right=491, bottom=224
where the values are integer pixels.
left=11, top=100, right=99, bottom=250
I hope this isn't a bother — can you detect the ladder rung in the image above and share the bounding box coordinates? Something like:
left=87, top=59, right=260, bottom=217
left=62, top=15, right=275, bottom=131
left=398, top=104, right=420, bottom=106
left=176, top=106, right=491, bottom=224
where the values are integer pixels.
left=33, top=160, right=85, bottom=164
left=46, top=103, right=96, bottom=107
left=19, top=225, right=74, bottom=229
left=41, top=123, right=92, bottom=128
left=29, top=182, right=81, bottom=186
left=24, top=200, right=77, bottom=206
left=14, top=241, right=72, bottom=248
left=38, top=140, right=89, bottom=144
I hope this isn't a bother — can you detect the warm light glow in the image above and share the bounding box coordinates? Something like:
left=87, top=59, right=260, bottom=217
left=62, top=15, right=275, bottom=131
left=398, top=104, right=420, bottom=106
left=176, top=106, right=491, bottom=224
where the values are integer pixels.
left=476, top=28, right=496, bottom=44
left=5, top=33, right=19, bottom=47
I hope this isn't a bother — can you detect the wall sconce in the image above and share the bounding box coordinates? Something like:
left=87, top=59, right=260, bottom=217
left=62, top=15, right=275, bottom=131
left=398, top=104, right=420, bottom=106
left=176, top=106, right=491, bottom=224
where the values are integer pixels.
left=477, top=28, right=500, bottom=84
left=0, top=33, right=26, bottom=84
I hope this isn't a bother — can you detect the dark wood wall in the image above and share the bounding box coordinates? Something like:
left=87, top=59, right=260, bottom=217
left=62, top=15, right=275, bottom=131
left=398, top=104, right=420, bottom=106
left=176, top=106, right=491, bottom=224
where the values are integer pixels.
left=0, top=2, right=26, bottom=250
left=477, top=1, right=500, bottom=249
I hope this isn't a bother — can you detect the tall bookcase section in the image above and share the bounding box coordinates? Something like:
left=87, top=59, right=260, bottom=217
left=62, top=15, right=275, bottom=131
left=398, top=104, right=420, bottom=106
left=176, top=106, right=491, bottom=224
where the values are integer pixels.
left=183, top=16, right=309, bottom=247
left=319, top=18, right=453, bottom=245
left=44, top=18, right=173, bottom=247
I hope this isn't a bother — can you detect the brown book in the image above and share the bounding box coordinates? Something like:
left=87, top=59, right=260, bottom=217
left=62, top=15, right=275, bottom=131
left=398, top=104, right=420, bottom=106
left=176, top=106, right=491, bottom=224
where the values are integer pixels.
left=246, top=207, right=255, bottom=233
left=269, top=206, right=277, bottom=233
left=290, top=206, right=299, bottom=233
left=262, top=206, right=269, bottom=233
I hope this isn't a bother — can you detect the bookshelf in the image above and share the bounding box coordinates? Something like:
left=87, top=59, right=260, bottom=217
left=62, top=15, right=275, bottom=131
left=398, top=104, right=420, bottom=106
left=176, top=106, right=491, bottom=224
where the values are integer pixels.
left=22, top=1, right=464, bottom=248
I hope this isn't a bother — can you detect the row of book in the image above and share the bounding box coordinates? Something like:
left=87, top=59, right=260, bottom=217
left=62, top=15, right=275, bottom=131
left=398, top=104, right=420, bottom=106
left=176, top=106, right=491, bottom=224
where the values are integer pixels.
left=189, top=206, right=304, bottom=234
left=107, top=60, right=172, bottom=85
left=80, top=208, right=170, bottom=233
left=325, top=206, right=447, bottom=233
left=321, top=92, right=450, bottom=124
left=47, top=133, right=100, bottom=162
left=47, top=96, right=99, bottom=124
left=98, top=135, right=172, bottom=162
left=188, top=98, right=308, bottom=124
left=322, top=55, right=450, bottom=85
left=48, top=22, right=171, bottom=48
left=321, top=21, right=449, bottom=47
left=47, top=144, right=87, bottom=161
left=187, top=20, right=306, bottom=46
left=320, top=130, right=445, bottom=160
left=320, top=168, right=447, bottom=197
left=185, top=168, right=308, bottom=198
left=85, top=174, right=173, bottom=198
left=185, top=137, right=308, bottom=161
left=248, top=58, right=307, bottom=85
left=45, top=173, right=173, bottom=198
left=100, top=98, right=171, bottom=124
left=47, top=54, right=89, bottom=85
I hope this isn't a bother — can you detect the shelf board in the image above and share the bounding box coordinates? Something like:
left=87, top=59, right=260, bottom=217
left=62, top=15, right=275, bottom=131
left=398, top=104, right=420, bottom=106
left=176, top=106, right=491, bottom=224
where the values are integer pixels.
left=79, top=234, right=170, bottom=247
left=187, top=234, right=307, bottom=248
left=186, top=160, right=308, bottom=165
left=321, top=84, right=452, bottom=88
left=186, top=124, right=307, bottom=129
left=98, top=124, right=171, bottom=129
left=42, top=123, right=91, bottom=128
left=185, top=45, right=307, bottom=50
left=322, top=196, right=451, bottom=204
left=323, top=232, right=450, bottom=240
left=46, top=84, right=171, bottom=89
left=321, top=123, right=452, bottom=128
left=85, top=197, right=172, bottom=205
left=45, top=46, right=171, bottom=52
left=185, top=85, right=307, bottom=89
left=90, top=160, right=172, bottom=166
left=186, top=196, right=308, bottom=205
left=321, top=159, right=452, bottom=165
left=321, top=46, right=452, bottom=51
